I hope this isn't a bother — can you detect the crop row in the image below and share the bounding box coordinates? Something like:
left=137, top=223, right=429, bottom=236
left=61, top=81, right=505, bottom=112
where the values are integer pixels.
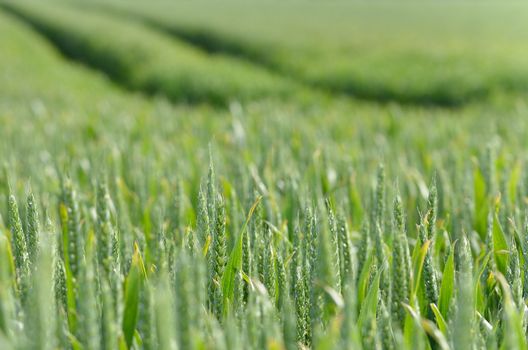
left=2, top=2, right=304, bottom=106
left=85, top=0, right=528, bottom=107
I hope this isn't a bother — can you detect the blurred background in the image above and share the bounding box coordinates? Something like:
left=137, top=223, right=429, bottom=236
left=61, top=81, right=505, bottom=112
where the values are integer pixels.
left=3, top=0, right=528, bottom=108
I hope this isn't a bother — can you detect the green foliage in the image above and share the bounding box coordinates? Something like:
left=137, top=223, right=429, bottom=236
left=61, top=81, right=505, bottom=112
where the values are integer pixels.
left=222, top=196, right=261, bottom=316
left=122, top=244, right=145, bottom=348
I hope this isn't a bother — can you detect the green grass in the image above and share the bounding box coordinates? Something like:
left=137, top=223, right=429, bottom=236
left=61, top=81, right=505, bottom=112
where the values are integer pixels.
left=2, top=1, right=528, bottom=350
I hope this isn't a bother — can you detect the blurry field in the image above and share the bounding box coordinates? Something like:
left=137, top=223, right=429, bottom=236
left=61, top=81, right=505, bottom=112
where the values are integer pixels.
left=85, top=0, right=528, bottom=106
left=1, top=1, right=528, bottom=350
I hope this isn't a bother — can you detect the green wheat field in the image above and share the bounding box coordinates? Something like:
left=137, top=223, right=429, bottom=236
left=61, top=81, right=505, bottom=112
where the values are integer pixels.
left=1, top=1, right=528, bottom=349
